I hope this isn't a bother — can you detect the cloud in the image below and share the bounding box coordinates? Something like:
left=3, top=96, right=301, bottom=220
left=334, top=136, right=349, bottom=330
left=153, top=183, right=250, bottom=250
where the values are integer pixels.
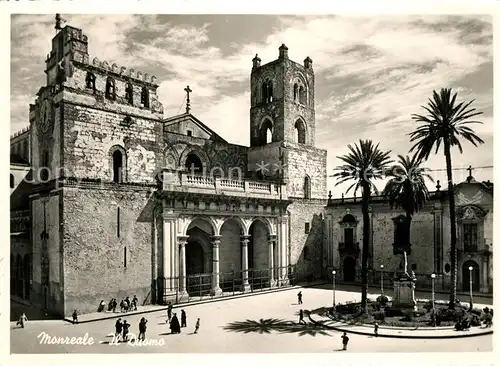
left=10, top=15, right=493, bottom=198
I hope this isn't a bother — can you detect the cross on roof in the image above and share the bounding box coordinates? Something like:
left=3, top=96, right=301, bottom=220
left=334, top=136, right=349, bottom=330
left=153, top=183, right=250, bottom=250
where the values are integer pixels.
left=466, top=165, right=473, bottom=183
left=184, top=85, right=192, bottom=114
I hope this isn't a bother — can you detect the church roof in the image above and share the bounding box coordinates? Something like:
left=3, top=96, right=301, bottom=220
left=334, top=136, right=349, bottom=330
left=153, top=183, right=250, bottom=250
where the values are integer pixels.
left=162, top=113, right=227, bottom=143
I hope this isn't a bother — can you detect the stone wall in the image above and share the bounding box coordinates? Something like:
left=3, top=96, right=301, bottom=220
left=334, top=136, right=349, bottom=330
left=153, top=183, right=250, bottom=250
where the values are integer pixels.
left=288, top=201, right=325, bottom=279
left=31, top=193, right=63, bottom=315
left=62, top=100, right=161, bottom=183
left=62, top=186, right=153, bottom=316
left=285, top=142, right=327, bottom=200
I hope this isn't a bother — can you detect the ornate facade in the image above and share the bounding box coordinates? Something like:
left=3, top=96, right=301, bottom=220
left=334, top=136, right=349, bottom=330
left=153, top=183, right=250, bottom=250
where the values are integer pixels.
left=324, top=177, right=493, bottom=294
left=10, top=24, right=327, bottom=316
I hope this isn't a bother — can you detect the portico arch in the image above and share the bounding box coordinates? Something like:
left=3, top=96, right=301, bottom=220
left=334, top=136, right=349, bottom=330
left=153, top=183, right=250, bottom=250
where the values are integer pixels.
left=184, top=216, right=217, bottom=236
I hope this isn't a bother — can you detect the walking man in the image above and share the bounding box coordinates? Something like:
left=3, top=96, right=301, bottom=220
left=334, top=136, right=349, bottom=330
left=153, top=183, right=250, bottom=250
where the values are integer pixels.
left=138, top=317, right=147, bottom=341
left=341, top=332, right=349, bottom=351
left=132, top=295, right=138, bottom=311
left=122, top=320, right=130, bottom=342
left=194, top=318, right=200, bottom=334
left=72, top=309, right=78, bottom=324
left=374, top=322, right=379, bottom=337
left=299, top=309, right=306, bottom=324
left=181, top=309, right=187, bottom=328
left=297, top=291, right=303, bottom=305
left=115, top=318, right=123, bottom=340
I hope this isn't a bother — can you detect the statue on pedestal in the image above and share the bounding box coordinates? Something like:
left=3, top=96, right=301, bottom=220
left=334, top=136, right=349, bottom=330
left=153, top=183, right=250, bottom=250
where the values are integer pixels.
left=399, top=250, right=408, bottom=275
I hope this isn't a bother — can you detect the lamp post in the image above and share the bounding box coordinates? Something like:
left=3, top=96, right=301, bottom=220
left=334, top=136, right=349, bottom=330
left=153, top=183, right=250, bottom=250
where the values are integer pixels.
left=332, top=270, right=336, bottom=310
left=380, top=264, right=384, bottom=296
left=431, top=273, right=436, bottom=326
left=468, top=266, right=473, bottom=310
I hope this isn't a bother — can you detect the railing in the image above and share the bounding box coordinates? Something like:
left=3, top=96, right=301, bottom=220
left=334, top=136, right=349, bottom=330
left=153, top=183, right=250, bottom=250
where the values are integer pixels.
left=163, top=171, right=286, bottom=199
left=157, top=264, right=316, bottom=305
left=10, top=210, right=30, bottom=219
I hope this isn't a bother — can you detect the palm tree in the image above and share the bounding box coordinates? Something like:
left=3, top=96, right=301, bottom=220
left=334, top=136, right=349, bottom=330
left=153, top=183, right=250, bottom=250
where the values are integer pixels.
left=409, top=88, right=484, bottom=308
left=333, top=139, right=392, bottom=312
left=382, top=154, right=434, bottom=258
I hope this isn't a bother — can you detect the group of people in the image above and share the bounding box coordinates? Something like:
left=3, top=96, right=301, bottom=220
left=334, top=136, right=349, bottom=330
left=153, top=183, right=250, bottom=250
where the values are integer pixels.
left=113, top=317, right=148, bottom=342
left=166, top=303, right=200, bottom=334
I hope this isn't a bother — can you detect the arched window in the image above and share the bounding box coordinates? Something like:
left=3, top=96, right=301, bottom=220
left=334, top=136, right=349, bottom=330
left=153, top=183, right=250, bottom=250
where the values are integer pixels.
left=262, top=80, right=273, bottom=103
left=258, top=118, right=273, bottom=146
left=304, top=175, right=311, bottom=199
left=293, top=83, right=298, bottom=101
left=299, top=86, right=306, bottom=104
left=10, top=174, right=14, bottom=188
left=125, top=83, right=134, bottom=105
left=295, top=119, right=306, bottom=144
left=85, top=72, right=96, bottom=91
left=185, top=152, right=203, bottom=174
left=141, top=87, right=150, bottom=108
left=110, top=146, right=127, bottom=183
left=105, top=77, right=116, bottom=100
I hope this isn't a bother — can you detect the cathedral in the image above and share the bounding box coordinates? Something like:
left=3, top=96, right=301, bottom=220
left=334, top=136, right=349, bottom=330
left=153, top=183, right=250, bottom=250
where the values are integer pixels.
left=10, top=21, right=493, bottom=318
left=10, top=22, right=327, bottom=316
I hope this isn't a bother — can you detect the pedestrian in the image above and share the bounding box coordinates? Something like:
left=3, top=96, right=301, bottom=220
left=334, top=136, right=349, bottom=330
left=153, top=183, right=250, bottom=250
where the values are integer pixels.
left=341, top=332, right=349, bottom=351
left=16, top=313, right=28, bottom=328
left=170, top=313, right=181, bottom=334
left=72, top=309, right=78, bottom=324
left=181, top=309, right=187, bottom=327
left=107, top=299, right=113, bottom=311
left=297, top=291, right=303, bottom=305
left=98, top=300, right=106, bottom=312
left=115, top=318, right=123, bottom=340
left=120, top=299, right=125, bottom=312
left=112, top=298, right=117, bottom=313
left=374, top=322, right=379, bottom=337
left=122, top=320, right=130, bottom=342
left=194, top=318, right=200, bottom=334
left=299, top=309, right=306, bottom=324
left=132, top=295, right=138, bottom=311
left=125, top=296, right=131, bottom=311
left=166, top=303, right=173, bottom=323
left=138, top=317, right=147, bottom=341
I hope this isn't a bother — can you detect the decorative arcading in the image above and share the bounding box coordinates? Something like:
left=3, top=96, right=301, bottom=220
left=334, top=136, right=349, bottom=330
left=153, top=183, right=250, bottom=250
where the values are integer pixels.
left=10, top=126, right=30, bottom=140
left=87, top=56, right=158, bottom=85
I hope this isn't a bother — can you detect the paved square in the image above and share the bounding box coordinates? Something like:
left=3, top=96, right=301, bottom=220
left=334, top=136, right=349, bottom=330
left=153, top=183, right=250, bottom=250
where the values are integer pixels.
left=10, top=287, right=493, bottom=353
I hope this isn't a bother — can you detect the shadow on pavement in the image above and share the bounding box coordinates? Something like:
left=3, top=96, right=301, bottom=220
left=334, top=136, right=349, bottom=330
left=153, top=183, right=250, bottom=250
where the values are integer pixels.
left=10, top=300, right=60, bottom=321
left=222, top=317, right=332, bottom=337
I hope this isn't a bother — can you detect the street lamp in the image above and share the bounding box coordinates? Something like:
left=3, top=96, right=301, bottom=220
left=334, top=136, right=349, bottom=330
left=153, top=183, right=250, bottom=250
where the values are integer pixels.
left=332, top=270, right=336, bottom=310
left=380, top=264, right=384, bottom=296
left=431, top=273, right=436, bottom=326
left=468, top=266, right=473, bottom=310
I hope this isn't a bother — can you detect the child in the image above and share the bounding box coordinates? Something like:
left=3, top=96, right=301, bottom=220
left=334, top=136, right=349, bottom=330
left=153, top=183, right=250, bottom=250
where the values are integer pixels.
left=17, top=313, right=28, bottom=328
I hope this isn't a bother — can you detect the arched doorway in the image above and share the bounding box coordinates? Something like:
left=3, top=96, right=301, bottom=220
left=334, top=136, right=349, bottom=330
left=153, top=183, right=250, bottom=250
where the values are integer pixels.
left=248, top=219, right=270, bottom=289
left=185, top=218, right=214, bottom=296
left=343, top=256, right=356, bottom=282
left=462, top=260, right=480, bottom=292
left=185, top=152, right=203, bottom=174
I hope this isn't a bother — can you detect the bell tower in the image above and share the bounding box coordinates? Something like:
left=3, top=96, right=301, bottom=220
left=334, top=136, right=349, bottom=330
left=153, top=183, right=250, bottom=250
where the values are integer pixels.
left=249, top=44, right=316, bottom=148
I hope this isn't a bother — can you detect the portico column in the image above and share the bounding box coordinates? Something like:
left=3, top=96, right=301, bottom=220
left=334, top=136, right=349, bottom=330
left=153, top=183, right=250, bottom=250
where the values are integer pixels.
left=241, top=235, right=251, bottom=292
left=278, top=216, right=289, bottom=284
left=162, top=211, right=177, bottom=301
left=211, top=235, right=223, bottom=296
left=268, top=234, right=277, bottom=287
left=177, top=235, right=189, bottom=294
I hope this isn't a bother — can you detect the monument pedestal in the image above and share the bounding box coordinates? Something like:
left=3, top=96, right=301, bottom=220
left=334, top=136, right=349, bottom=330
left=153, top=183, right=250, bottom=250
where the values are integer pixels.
left=392, top=272, right=417, bottom=312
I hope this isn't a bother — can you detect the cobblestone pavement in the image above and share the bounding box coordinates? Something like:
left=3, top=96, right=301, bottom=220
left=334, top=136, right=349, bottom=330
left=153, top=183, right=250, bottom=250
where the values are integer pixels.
left=10, top=287, right=493, bottom=354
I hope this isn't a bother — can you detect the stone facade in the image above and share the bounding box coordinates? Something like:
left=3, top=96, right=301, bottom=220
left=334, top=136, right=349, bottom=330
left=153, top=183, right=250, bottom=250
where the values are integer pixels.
left=10, top=24, right=328, bottom=316
left=324, top=178, right=493, bottom=293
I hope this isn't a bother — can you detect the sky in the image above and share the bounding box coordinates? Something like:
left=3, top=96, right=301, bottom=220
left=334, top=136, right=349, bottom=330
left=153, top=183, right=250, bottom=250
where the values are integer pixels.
left=10, top=14, right=493, bottom=198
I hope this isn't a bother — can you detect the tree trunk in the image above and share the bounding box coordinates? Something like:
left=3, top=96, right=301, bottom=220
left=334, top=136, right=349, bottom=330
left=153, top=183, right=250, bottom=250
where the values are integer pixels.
left=406, top=213, right=412, bottom=255
left=444, top=139, right=458, bottom=308
left=360, top=182, right=371, bottom=313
